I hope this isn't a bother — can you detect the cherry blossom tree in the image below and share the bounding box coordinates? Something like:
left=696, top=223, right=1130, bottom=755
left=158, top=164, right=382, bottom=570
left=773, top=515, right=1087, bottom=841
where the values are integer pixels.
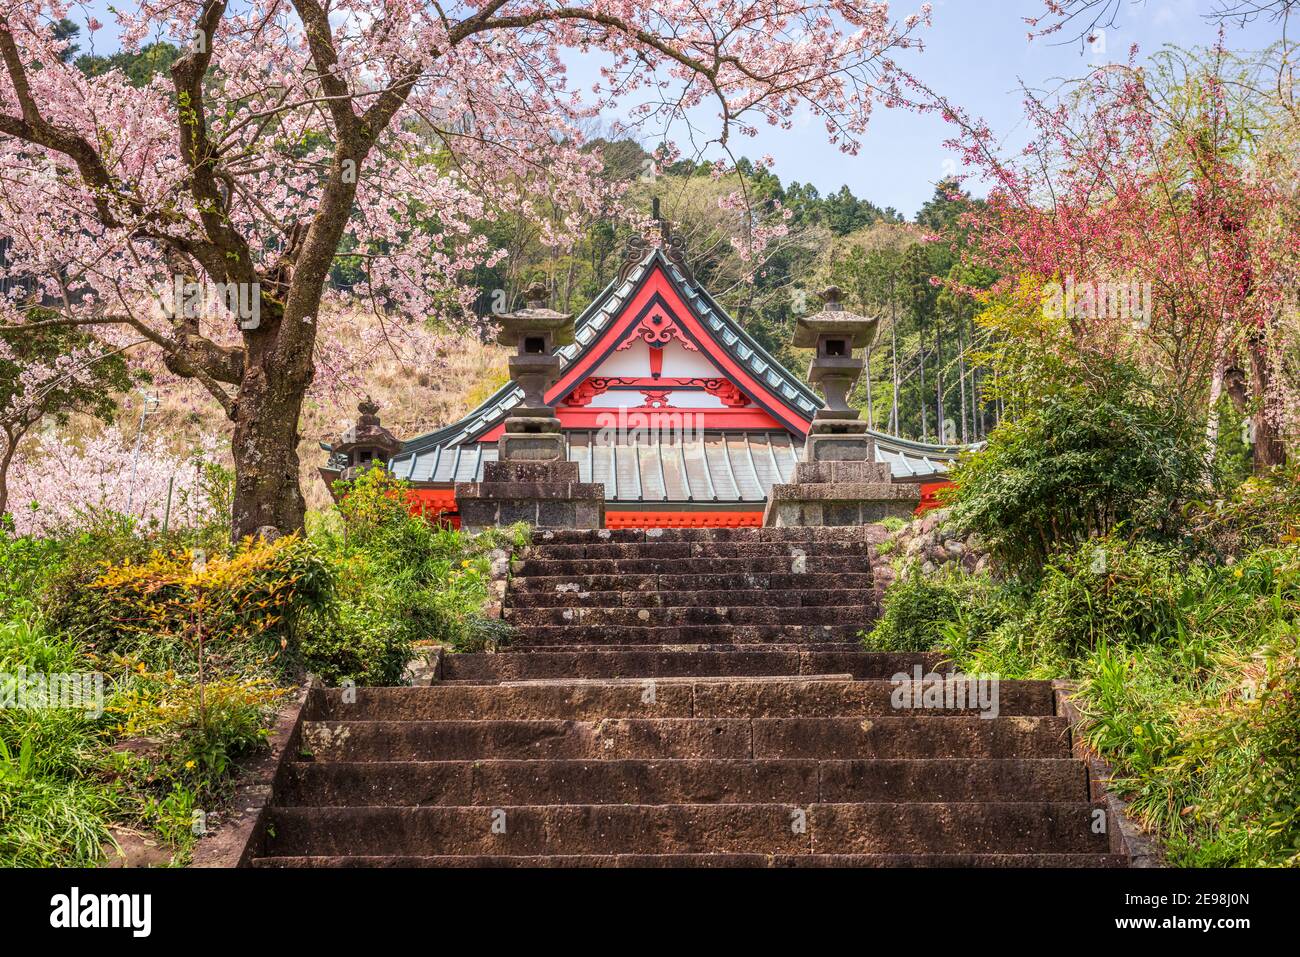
left=1030, top=0, right=1300, bottom=43
left=4, top=424, right=215, bottom=536
left=0, top=0, right=932, bottom=539
left=0, top=321, right=135, bottom=516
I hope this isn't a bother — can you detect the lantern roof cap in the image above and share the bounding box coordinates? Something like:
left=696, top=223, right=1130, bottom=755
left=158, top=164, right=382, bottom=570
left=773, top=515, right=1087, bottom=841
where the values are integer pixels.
left=494, top=283, right=574, bottom=348
left=792, top=286, right=879, bottom=350
left=334, top=396, right=400, bottom=456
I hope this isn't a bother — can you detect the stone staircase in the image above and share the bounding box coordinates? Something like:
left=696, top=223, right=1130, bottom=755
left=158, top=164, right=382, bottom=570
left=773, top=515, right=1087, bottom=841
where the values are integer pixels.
left=252, top=527, right=1128, bottom=867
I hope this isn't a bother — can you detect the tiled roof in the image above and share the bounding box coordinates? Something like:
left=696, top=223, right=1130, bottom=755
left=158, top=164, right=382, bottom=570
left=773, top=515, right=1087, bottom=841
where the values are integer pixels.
left=381, top=429, right=960, bottom=501
left=390, top=248, right=820, bottom=459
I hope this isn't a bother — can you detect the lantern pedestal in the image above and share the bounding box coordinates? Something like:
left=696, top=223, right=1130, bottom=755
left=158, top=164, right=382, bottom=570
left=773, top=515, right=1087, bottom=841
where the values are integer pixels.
left=764, top=287, right=919, bottom=528
left=455, top=463, right=605, bottom=531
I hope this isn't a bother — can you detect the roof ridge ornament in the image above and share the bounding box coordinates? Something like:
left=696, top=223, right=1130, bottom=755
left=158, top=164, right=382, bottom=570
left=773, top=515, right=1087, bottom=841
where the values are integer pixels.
left=616, top=200, right=694, bottom=284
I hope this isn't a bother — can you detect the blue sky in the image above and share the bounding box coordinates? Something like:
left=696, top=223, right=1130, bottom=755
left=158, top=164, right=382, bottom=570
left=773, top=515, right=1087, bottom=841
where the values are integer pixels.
left=62, top=0, right=1279, bottom=217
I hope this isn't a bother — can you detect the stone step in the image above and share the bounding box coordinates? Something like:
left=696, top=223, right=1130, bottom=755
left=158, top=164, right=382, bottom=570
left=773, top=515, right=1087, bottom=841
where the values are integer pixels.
left=278, top=758, right=1088, bottom=807
left=511, top=556, right=872, bottom=577
left=262, top=802, right=1111, bottom=857
left=505, top=589, right=876, bottom=610
left=532, top=528, right=885, bottom=546
left=507, top=573, right=878, bottom=593
left=254, top=853, right=1128, bottom=868
left=503, top=605, right=877, bottom=628
left=311, top=679, right=1052, bottom=721
left=486, top=643, right=867, bottom=654
left=440, top=649, right=951, bottom=682
left=521, top=541, right=875, bottom=560
left=504, top=624, right=868, bottom=645
left=297, top=717, right=1072, bottom=761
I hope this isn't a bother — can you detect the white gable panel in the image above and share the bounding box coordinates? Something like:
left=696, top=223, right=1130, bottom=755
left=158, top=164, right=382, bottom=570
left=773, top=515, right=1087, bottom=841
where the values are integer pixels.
left=584, top=391, right=727, bottom=410
left=660, top=341, right=722, bottom=377
left=588, top=340, right=724, bottom=380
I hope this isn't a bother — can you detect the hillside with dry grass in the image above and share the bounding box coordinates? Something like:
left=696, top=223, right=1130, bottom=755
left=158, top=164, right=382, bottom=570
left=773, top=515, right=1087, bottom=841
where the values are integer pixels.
left=19, top=311, right=509, bottom=519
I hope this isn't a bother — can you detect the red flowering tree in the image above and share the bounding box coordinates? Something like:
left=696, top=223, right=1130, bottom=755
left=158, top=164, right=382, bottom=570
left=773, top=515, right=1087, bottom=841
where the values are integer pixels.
left=0, top=0, right=932, bottom=538
left=934, top=46, right=1298, bottom=469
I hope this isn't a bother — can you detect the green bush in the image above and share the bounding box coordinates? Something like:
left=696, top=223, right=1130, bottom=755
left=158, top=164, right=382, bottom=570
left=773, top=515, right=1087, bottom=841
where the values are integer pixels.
left=864, top=565, right=1020, bottom=654
left=917, top=535, right=1300, bottom=866
left=297, top=589, right=414, bottom=685
left=949, top=356, right=1207, bottom=577
left=307, top=467, right=526, bottom=679
left=1184, top=465, right=1300, bottom=561
left=108, top=665, right=287, bottom=805
left=1022, top=538, right=1192, bottom=655
left=46, top=534, right=332, bottom=675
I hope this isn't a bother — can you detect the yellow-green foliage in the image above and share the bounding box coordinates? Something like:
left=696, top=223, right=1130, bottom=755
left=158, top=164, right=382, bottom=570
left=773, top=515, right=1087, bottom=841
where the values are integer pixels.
left=107, top=660, right=288, bottom=826
left=49, top=535, right=332, bottom=672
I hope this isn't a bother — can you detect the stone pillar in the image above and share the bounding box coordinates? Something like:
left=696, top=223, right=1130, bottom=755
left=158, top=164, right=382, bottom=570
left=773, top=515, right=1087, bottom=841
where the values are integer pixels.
left=456, top=283, right=604, bottom=531
left=764, top=287, right=919, bottom=527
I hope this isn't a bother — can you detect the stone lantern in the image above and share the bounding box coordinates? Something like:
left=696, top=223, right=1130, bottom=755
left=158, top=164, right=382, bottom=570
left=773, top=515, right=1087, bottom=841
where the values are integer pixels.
left=796, top=287, right=879, bottom=463
left=764, top=287, right=918, bottom=527
left=496, top=282, right=574, bottom=463
left=455, top=281, right=605, bottom=531
left=334, top=397, right=401, bottom=480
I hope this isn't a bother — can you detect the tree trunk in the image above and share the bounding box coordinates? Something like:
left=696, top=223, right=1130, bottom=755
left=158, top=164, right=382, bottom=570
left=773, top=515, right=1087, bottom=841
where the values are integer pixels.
left=890, top=292, right=900, bottom=434
left=935, top=317, right=945, bottom=442
left=230, top=369, right=310, bottom=540
left=1203, top=326, right=1231, bottom=457
left=918, top=343, right=928, bottom=442
left=958, top=318, right=968, bottom=444
left=864, top=341, right=874, bottom=429
left=0, top=428, right=16, bottom=518
left=1247, top=332, right=1286, bottom=470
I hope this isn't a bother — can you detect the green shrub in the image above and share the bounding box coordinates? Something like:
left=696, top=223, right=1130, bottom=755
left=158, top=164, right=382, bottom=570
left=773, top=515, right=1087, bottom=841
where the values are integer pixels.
left=864, top=566, right=1019, bottom=654
left=46, top=535, right=332, bottom=675
left=949, top=356, right=1207, bottom=577
left=108, top=665, right=287, bottom=804
left=297, top=590, right=414, bottom=685
left=1163, top=631, right=1300, bottom=867
left=1184, top=465, right=1300, bottom=561
left=916, top=533, right=1300, bottom=866
left=1022, top=538, right=1192, bottom=655
left=307, top=468, right=525, bottom=679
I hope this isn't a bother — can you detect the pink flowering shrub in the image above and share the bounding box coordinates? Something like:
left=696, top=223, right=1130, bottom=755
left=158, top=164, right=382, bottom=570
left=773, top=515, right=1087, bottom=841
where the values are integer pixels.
left=5, top=427, right=217, bottom=536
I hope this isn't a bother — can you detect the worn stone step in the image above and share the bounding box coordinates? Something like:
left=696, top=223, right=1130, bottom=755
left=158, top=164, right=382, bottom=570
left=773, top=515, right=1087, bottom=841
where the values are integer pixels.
left=440, top=649, right=951, bottom=682
left=504, top=624, right=868, bottom=646
left=505, top=589, right=875, bottom=610
left=532, top=528, right=884, bottom=546
left=503, top=605, right=877, bottom=628
left=312, top=679, right=1052, bottom=721
left=487, top=643, right=865, bottom=654
left=254, top=852, right=1128, bottom=868
left=508, top=573, right=878, bottom=593
left=297, top=716, right=1071, bottom=761
left=512, top=556, right=872, bottom=577
left=521, top=541, right=875, bottom=560
left=278, top=758, right=1088, bottom=807
left=262, top=802, right=1110, bottom=857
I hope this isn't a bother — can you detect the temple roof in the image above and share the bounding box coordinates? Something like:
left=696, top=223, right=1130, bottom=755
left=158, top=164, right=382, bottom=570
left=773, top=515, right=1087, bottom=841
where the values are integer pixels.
left=391, top=248, right=821, bottom=458
left=389, top=430, right=962, bottom=503
left=349, top=245, right=972, bottom=497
